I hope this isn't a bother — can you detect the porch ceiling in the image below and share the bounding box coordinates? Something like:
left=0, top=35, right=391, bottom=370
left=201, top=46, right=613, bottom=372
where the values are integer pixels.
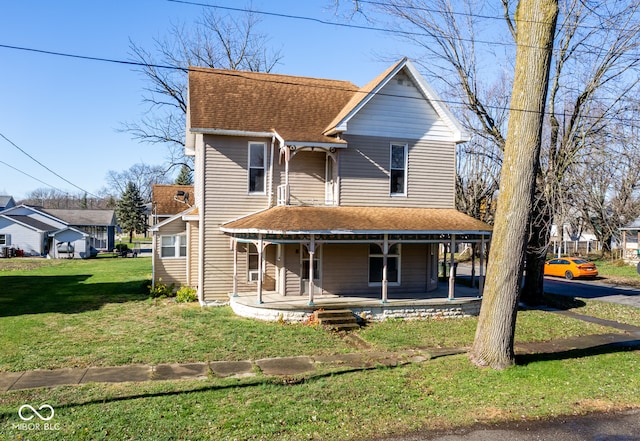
left=221, top=206, right=492, bottom=235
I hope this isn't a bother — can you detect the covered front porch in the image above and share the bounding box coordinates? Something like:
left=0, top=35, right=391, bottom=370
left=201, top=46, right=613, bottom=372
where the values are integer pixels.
left=228, top=279, right=483, bottom=322
left=219, top=206, right=492, bottom=321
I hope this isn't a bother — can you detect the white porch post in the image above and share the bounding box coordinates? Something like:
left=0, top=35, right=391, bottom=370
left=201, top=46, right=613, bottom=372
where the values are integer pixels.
left=256, top=235, right=264, bottom=304
left=308, top=235, right=315, bottom=306
left=479, top=234, right=485, bottom=296
left=381, top=234, right=389, bottom=303
left=448, top=234, right=456, bottom=300
left=232, top=238, right=238, bottom=297
left=471, top=243, right=476, bottom=288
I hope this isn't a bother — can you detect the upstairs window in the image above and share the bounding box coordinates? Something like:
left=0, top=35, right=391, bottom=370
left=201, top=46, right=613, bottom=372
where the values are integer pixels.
left=390, top=144, right=407, bottom=195
left=160, top=234, right=187, bottom=258
left=248, top=142, right=266, bottom=194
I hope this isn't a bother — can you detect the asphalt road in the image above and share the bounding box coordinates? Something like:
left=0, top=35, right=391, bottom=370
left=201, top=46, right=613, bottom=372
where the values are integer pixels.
left=543, top=276, right=640, bottom=308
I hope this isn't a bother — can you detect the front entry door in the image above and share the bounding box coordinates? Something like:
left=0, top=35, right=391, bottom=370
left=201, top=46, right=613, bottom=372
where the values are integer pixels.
left=301, top=244, right=322, bottom=295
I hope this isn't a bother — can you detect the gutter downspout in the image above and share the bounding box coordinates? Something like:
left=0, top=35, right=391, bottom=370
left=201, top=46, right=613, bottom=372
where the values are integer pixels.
left=269, top=130, right=285, bottom=208
left=197, top=135, right=206, bottom=306
left=151, top=230, right=156, bottom=289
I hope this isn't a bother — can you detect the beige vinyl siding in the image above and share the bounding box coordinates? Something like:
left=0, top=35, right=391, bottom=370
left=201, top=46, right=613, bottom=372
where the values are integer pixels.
left=154, top=219, right=188, bottom=289
left=188, top=220, right=199, bottom=287
left=201, top=135, right=276, bottom=301
left=321, top=243, right=439, bottom=295
left=398, top=244, right=428, bottom=292
left=284, top=244, right=302, bottom=296
left=322, top=244, right=370, bottom=295
left=339, top=134, right=455, bottom=208
left=285, top=151, right=326, bottom=205
left=346, top=72, right=455, bottom=141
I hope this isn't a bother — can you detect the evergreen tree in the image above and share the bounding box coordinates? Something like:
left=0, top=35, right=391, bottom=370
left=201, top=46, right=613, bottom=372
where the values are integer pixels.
left=116, top=181, right=147, bottom=243
left=175, top=164, right=193, bottom=185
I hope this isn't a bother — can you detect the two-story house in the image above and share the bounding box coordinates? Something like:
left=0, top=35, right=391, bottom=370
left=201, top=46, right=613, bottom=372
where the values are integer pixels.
left=151, top=58, right=492, bottom=316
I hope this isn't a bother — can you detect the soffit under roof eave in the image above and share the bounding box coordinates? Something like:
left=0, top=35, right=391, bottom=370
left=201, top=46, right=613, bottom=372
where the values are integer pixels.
left=190, top=128, right=277, bottom=138
left=189, top=129, right=345, bottom=147
left=220, top=227, right=492, bottom=236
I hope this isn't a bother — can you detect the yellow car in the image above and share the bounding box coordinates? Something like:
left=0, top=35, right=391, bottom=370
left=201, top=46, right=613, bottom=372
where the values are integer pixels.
left=544, top=257, right=598, bottom=280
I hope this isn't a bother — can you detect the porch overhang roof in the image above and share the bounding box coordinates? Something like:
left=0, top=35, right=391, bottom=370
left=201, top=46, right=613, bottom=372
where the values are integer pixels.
left=220, top=206, right=492, bottom=236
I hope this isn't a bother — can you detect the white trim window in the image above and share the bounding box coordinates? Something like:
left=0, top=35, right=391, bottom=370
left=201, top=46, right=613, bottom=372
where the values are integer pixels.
left=390, top=143, right=408, bottom=196
left=247, top=243, right=260, bottom=282
left=0, top=234, right=7, bottom=245
left=368, top=243, right=401, bottom=285
left=160, top=234, right=187, bottom=258
left=248, top=142, right=266, bottom=194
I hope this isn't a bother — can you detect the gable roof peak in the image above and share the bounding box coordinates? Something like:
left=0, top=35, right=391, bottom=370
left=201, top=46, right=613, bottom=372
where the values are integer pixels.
left=324, top=58, right=469, bottom=143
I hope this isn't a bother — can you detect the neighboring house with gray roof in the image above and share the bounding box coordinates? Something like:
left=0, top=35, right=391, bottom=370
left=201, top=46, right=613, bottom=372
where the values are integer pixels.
left=152, top=58, right=492, bottom=306
left=0, top=205, right=116, bottom=258
left=43, top=209, right=116, bottom=251
left=0, top=196, right=16, bottom=211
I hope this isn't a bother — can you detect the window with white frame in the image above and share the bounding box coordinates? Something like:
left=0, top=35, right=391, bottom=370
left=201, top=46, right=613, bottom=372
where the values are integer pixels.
left=160, top=234, right=187, bottom=258
left=248, top=142, right=266, bottom=193
left=247, top=243, right=260, bottom=282
left=368, top=243, right=400, bottom=285
left=0, top=234, right=6, bottom=245
left=390, top=143, right=408, bottom=195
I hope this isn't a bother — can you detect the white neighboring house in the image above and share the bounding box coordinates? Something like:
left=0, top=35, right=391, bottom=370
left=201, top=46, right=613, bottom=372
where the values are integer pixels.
left=549, top=224, right=601, bottom=256
left=0, top=205, right=66, bottom=256
left=0, top=205, right=112, bottom=258
left=620, top=216, right=640, bottom=263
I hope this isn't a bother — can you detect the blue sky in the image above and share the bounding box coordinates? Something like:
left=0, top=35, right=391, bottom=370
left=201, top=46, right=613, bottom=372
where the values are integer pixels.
left=0, top=1, right=407, bottom=201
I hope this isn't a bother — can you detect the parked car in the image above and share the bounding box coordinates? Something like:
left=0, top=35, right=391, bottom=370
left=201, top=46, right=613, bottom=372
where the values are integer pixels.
left=544, top=257, right=598, bottom=280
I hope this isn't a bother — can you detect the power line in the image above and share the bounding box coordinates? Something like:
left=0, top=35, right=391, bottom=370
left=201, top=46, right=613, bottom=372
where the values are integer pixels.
left=1, top=41, right=636, bottom=126
left=0, top=159, right=69, bottom=195
left=0, top=43, right=181, bottom=71
left=0, top=132, right=99, bottom=198
left=167, top=0, right=520, bottom=49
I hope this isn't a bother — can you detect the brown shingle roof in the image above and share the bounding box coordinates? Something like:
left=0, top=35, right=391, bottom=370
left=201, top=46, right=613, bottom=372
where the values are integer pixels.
left=221, top=206, right=492, bottom=234
left=152, top=185, right=194, bottom=216
left=188, top=68, right=359, bottom=143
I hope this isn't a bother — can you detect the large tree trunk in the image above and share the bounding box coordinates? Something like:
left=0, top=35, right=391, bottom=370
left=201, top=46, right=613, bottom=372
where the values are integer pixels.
left=521, top=180, right=552, bottom=305
left=470, top=0, right=558, bottom=369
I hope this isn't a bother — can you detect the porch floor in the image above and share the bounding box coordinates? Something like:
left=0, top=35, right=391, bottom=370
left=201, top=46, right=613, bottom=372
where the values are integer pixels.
left=225, top=281, right=483, bottom=322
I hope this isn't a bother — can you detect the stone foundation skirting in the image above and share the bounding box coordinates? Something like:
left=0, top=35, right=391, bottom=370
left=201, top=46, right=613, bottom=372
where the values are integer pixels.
left=229, top=296, right=482, bottom=323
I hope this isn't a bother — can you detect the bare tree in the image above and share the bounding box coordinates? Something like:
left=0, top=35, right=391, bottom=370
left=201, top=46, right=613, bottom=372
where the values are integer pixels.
left=122, top=7, right=282, bottom=166
left=522, top=0, right=640, bottom=303
left=103, top=163, right=171, bottom=203
left=570, top=107, right=640, bottom=252
left=352, top=0, right=640, bottom=306
left=21, top=188, right=113, bottom=210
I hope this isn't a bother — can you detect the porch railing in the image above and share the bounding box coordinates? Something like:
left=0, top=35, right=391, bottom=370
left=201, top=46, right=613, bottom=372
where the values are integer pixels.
left=277, top=184, right=290, bottom=206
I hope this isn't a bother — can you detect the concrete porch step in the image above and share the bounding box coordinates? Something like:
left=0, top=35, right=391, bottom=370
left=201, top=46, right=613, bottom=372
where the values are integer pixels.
left=314, top=309, right=360, bottom=332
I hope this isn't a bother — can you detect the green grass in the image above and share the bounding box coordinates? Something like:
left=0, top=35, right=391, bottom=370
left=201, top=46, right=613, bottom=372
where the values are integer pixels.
left=0, top=258, right=351, bottom=371
left=0, top=258, right=622, bottom=372
left=0, top=257, right=639, bottom=440
left=593, top=258, right=640, bottom=284
left=1, top=351, right=638, bottom=440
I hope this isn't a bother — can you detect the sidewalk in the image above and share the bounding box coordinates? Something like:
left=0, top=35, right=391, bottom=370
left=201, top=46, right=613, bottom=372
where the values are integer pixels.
left=2, top=310, right=639, bottom=392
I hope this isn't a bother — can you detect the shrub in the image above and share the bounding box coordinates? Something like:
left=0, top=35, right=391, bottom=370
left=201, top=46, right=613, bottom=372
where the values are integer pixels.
left=176, top=286, right=198, bottom=303
left=148, top=279, right=175, bottom=298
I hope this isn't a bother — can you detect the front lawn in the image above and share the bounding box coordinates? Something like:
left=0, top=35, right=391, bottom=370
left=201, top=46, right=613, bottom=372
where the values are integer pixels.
left=0, top=257, right=638, bottom=440
left=0, top=258, right=622, bottom=372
